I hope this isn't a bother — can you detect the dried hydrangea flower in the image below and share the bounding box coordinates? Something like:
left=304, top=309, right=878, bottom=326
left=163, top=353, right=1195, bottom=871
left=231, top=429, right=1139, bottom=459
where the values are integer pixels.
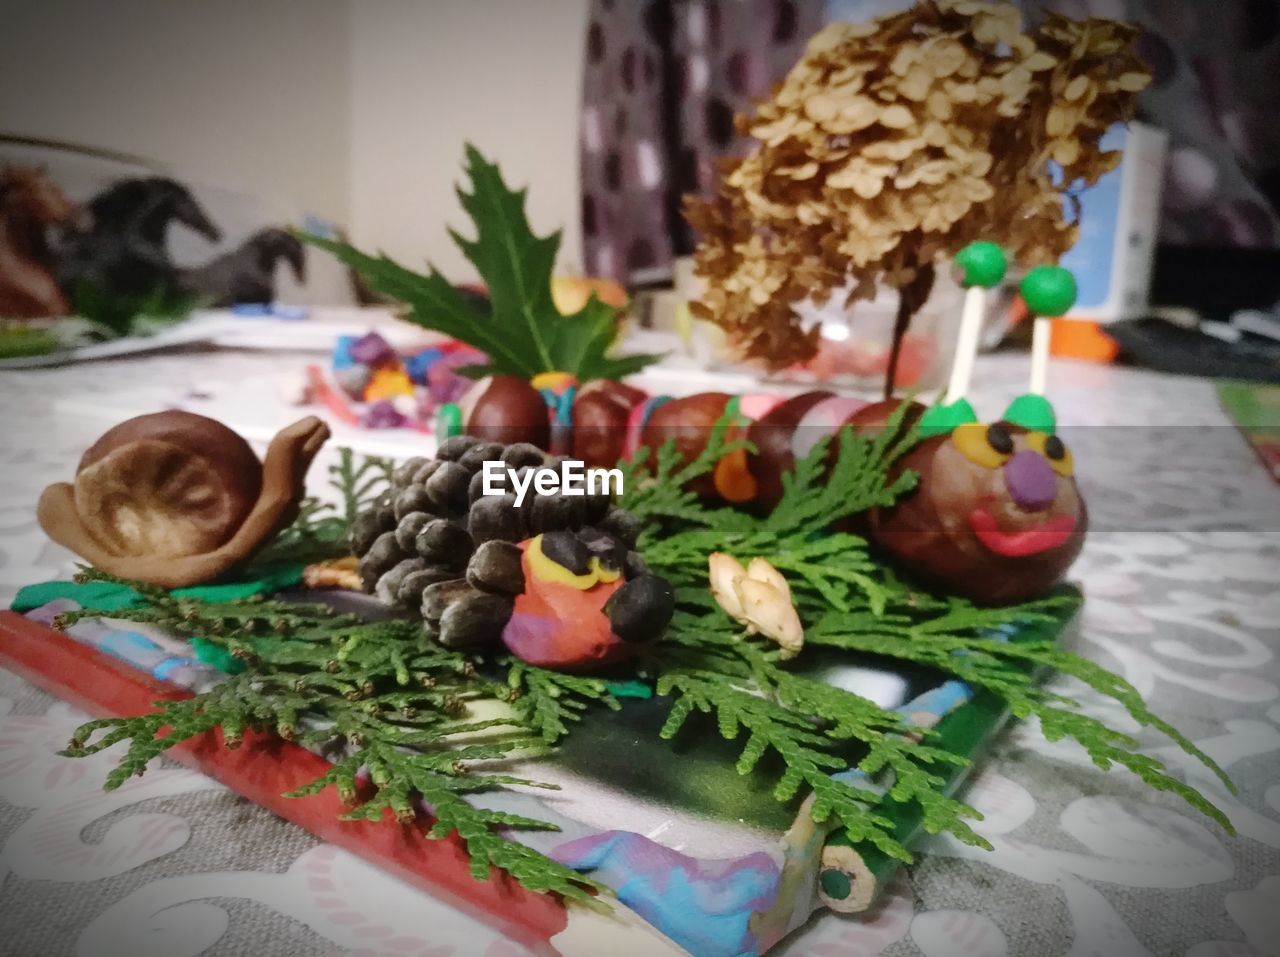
left=685, top=0, right=1150, bottom=376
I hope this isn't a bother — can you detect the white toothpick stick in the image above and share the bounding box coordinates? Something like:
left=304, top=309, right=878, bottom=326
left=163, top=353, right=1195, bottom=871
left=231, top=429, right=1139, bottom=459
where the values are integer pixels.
left=945, top=285, right=987, bottom=404
left=943, top=242, right=1006, bottom=405
left=1029, top=315, right=1051, bottom=396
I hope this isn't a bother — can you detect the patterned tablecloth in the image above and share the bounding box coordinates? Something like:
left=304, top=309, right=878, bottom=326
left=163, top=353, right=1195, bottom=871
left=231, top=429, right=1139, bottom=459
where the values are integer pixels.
left=0, top=347, right=1277, bottom=957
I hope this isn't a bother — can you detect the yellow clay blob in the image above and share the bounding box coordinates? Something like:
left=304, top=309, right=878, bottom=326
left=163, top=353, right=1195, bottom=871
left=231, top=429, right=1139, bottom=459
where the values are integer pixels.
left=365, top=367, right=414, bottom=401
left=530, top=371, right=578, bottom=392
left=526, top=534, right=621, bottom=589
left=952, top=421, right=1011, bottom=470
left=1025, top=430, right=1075, bottom=477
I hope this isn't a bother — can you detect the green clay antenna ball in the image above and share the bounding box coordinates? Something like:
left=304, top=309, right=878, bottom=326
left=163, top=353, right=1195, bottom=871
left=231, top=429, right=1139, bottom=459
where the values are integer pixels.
left=1020, top=265, right=1078, bottom=317
left=953, top=241, right=1008, bottom=289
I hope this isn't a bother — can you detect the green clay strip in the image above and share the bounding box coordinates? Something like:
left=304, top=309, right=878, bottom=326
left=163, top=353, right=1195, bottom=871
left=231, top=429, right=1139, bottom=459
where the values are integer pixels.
left=1003, top=393, right=1057, bottom=434
left=918, top=397, right=978, bottom=438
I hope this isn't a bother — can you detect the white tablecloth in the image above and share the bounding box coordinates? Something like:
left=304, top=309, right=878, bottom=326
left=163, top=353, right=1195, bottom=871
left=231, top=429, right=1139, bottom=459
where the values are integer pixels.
left=0, top=347, right=1277, bottom=957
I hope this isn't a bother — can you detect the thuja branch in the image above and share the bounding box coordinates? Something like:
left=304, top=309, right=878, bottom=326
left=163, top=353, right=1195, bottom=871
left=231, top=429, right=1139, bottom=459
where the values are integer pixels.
left=652, top=619, right=984, bottom=860
left=806, top=604, right=1235, bottom=832
left=54, top=587, right=610, bottom=905
left=506, top=660, right=621, bottom=744
left=255, top=446, right=394, bottom=566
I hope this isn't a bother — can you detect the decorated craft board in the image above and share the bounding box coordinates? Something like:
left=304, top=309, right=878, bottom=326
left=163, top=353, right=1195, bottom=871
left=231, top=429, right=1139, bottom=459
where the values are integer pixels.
left=1, top=583, right=1080, bottom=956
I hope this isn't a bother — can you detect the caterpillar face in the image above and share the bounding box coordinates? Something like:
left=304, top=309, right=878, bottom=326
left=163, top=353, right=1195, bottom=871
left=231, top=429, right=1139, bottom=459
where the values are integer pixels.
left=949, top=423, right=1080, bottom=557
left=870, top=422, right=1087, bottom=605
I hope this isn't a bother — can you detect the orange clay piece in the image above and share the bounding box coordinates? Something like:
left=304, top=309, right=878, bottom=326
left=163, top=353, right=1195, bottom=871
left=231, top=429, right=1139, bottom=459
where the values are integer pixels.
left=714, top=445, right=759, bottom=503
left=364, top=366, right=415, bottom=401
left=1050, top=317, right=1120, bottom=362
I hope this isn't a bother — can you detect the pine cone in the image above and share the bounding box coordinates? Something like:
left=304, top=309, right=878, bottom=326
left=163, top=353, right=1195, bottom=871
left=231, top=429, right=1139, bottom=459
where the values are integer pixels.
left=349, top=437, right=669, bottom=658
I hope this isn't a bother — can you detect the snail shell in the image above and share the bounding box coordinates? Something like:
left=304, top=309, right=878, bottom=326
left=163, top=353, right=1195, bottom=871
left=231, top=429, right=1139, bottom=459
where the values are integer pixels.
left=38, top=411, right=329, bottom=588
left=73, top=411, right=263, bottom=558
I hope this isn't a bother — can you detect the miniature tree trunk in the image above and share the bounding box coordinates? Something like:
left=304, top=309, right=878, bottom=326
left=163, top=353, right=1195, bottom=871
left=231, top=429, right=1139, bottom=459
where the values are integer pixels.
left=883, top=264, right=935, bottom=399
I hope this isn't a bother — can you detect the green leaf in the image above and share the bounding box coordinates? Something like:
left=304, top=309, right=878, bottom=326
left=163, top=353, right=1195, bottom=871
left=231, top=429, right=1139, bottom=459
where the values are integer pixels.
left=300, top=232, right=532, bottom=376
left=302, top=144, right=657, bottom=382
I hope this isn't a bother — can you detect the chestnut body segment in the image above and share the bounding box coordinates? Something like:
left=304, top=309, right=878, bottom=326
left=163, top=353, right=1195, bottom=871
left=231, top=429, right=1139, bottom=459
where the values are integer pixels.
left=460, top=375, right=552, bottom=448
left=570, top=379, right=646, bottom=468
left=639, top=393, right=734, bottom=499
left=746, top=391, right=833, bottom=509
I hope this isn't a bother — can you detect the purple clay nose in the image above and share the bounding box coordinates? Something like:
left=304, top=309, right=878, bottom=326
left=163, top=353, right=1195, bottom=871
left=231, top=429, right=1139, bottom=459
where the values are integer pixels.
left=1003, top=449, right=1057, bottom=511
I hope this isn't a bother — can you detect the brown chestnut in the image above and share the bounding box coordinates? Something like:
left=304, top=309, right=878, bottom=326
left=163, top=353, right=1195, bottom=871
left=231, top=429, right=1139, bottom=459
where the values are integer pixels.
left=746, top=391, right=834, bottom=509
left=459, top=375, right=551, bottom=448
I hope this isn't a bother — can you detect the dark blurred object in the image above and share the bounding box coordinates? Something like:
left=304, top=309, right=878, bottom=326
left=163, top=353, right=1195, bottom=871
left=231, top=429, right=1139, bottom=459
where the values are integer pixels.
left=1112, top=241, right=1280, bottom=382
left=1027, top=0, right=1280, bottom=249
left=56, top=177, right=220, bottom=303
left=578, top=0, right=823, bottom=282
left=1108, top=315, right=1280, bottom=383
left=57, top=177, right=309, bottom=324
left=0, top=165, right=77, bottom=318
left=1151, top=244, right=1280, bottom=320
left=179, top=227, right=305, bottom=306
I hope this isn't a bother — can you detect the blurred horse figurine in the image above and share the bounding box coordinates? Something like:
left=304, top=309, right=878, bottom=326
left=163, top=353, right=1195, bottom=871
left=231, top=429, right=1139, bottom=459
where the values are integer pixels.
left=179, top=226, right=305, bottom=307
left=0, top=166, right=76, bottom=318
left=56, top=176, right=303, bottom=309
left=56, top=176, right=222, bottom=304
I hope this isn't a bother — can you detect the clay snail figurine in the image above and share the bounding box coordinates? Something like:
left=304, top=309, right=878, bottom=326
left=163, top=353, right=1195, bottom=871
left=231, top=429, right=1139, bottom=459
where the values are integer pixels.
left=37, top=410, right=330, bottom=589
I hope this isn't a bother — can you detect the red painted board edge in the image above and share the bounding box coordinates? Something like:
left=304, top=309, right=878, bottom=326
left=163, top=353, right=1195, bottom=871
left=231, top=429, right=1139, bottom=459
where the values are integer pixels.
left=0, top=609, right=569, bottom=950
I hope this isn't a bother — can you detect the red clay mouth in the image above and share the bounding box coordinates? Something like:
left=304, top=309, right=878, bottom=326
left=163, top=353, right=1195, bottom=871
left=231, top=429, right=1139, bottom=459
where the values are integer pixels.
left=969, top=508, right=1077, bottom=557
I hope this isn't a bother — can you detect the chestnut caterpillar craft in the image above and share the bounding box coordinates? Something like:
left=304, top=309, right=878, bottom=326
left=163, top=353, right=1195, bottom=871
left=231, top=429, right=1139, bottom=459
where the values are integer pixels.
left=436, top=254, right=1086, bottom=605
left=439, top=382, right=1084, bottom=604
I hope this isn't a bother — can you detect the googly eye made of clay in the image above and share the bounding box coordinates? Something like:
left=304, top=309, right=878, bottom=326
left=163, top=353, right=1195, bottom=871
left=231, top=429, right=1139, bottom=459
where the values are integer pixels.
left=953, top=422, right=1014, bottom=470
left=1025, top=431, right=1074, bottom=477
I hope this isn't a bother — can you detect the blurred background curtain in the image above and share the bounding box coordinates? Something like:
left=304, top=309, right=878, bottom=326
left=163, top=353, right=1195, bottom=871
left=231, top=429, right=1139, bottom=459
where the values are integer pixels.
left=578, top=0, right=823, bottom=283
left=579, top=0, right=1280, bottom=286
left=1067, top=0, right=1280, bottom=248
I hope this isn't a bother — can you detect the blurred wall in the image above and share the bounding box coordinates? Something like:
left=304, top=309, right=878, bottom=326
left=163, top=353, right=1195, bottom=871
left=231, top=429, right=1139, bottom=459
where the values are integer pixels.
left=0, top=1, right=590, bottom=281
left=0, top=0, right=352, bottom=223
left=347, top=0, right=590, bottom=280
